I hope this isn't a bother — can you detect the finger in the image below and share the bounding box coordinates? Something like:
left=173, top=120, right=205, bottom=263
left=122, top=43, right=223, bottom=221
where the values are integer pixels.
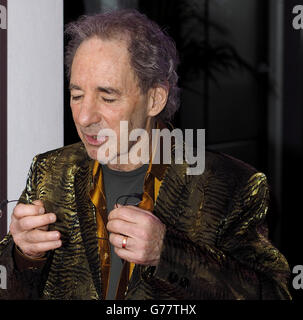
left=108, top=206, right=144, bottom=222
left=32, top=200, right=44, bottom=208
left=25, top=230, right=60, bottom=243
left=32, top=200, right=46, bottom=216
left=115, top=246, right=158, bottom=265
left=107, top=219, right=149, bottom=240
left=109, top=233, right=133, bottom=251
left=37, top=224, right=49, bottom=231
left=129, top=205, right=161, bottom=221
left=108, top=206, right=160, bottom=224
left=114, top=247, right=146, bottom=264
left=33, top=200, right=48, bottom=228
left=23, top=240, right=62, bottom=255
left=115, top=205, right=159, bottom=219
left=106, top=219, right=134, bottom=237
left=19, top=213, right=56, bottom=231
left=13, top=203, right=45, bottom=219
left=114, top=246, right=134, bottom=261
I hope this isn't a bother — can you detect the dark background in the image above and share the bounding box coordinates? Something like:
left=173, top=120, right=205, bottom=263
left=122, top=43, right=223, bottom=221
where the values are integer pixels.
left=28, top=0, right=303, bottom=300
left=0, top=0, right=7, bottom=246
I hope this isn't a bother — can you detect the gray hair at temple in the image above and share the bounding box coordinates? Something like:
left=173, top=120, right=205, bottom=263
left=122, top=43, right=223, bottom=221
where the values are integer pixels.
left=64, top=9, right=180, bottom=122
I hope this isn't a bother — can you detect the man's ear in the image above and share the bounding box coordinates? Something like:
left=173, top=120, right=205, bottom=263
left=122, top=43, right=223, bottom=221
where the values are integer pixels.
left=147, top=85, right=169, bottom=117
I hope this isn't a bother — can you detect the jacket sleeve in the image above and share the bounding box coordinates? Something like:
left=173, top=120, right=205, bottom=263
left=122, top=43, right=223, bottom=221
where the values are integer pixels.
left=0, top=155, right=49, bottom=299
left=141, top=172, right=292, bottom=300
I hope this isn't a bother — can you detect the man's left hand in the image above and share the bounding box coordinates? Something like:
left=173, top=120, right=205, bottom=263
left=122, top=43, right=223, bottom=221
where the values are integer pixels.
left=107, top=205, right=166, bottom=266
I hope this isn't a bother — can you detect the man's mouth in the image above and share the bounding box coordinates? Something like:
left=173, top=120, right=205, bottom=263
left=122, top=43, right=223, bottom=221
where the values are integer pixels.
left=84, top=134, right=108, bottom=146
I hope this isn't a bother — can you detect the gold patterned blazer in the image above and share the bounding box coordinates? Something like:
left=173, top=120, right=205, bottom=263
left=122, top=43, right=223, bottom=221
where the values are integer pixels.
left=0, top=141, right=291, bottom=299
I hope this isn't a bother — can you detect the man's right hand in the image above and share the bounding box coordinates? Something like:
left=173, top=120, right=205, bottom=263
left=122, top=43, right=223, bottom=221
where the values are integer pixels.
left=9, top=200, right=62, bottom=259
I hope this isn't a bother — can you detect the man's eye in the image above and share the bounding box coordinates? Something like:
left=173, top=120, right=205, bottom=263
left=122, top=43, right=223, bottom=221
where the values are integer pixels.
left=103, top=98, right=116, bottom=103
left=71, top=95, right=83, bottom=101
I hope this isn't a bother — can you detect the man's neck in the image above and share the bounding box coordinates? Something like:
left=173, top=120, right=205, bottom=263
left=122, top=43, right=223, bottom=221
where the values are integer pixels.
left=106, top=118, right=156, bottom=172
left=107, top=162, right=146, bottom=172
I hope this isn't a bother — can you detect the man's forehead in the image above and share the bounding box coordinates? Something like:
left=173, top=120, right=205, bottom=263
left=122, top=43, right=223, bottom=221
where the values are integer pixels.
left=71, top=37, right=131, bottom=74
left=75, top=35, right=129, bottom=58
left=71, top=37, right=132, bottom=76
left=69, top=38, right=141, bottom=94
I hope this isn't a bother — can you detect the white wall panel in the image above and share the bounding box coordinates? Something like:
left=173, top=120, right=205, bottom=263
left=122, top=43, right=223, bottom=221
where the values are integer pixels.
left=7, top=0, right=64, bottom=228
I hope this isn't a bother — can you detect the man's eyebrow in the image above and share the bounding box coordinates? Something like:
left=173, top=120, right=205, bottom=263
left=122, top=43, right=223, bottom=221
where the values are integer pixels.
left=97, top=86, right=122, bottom=96
left=69, top=84, right=122, bottom=96
left=69, top=83, right=82, bottom=91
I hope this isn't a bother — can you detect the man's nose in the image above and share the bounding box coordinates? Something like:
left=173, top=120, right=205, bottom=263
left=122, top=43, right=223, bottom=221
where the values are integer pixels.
left=77, top=96, right=101, bottom=127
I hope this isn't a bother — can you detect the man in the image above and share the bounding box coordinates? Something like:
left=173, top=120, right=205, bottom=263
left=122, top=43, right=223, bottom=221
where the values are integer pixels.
left=0, top=9, right=291, bottom=300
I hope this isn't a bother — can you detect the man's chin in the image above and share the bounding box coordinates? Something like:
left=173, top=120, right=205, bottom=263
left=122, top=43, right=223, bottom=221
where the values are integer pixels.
left=84, top=144, right=119, bottom=164
left=84, top=146, right=98, bottom=161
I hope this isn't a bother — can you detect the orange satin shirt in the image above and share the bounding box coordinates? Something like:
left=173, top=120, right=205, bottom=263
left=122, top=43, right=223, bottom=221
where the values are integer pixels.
left=89, top=159, right=164, bottom=299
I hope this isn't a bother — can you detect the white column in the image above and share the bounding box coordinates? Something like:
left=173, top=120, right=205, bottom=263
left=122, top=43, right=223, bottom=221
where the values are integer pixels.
left=7, top=0, right=64, bottom=229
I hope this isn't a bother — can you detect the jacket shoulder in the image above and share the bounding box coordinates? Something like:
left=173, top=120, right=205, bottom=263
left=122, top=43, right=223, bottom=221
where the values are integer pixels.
left=34, top=141, right=89, bottom=167
left=204, top=149, right=262, bottom=188
left=163, top=148, right=263, bottom=191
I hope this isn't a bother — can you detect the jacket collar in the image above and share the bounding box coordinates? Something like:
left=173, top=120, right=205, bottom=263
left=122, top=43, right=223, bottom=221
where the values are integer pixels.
left=74, top=150, right=102, bottom=299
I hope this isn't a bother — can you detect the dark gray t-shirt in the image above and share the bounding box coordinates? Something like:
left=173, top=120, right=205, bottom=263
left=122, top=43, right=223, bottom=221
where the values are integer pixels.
left=101, top=164, right=149, bottom=300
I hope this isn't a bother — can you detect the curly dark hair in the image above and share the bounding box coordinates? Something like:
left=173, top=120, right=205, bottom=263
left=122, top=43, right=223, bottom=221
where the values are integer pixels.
left=65, top=9, right=180, bottom=122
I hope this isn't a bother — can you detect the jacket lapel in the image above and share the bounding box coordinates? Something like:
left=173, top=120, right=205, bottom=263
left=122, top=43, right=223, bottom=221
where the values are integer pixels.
left=74, top=156, right=102, bottom=299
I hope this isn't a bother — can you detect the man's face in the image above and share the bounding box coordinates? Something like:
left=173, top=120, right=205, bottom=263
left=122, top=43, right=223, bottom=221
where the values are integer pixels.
left=69, top=36, right=151, bottom=162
